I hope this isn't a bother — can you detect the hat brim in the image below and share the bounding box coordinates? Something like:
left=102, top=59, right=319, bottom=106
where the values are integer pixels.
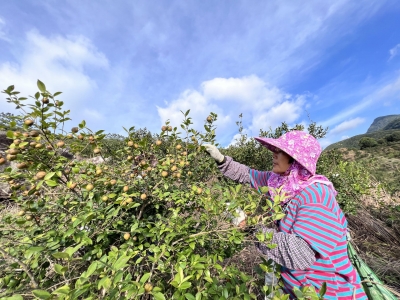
left=255, top=136, right=310, bottom=172
left=254, top=137, right=288, bottom=154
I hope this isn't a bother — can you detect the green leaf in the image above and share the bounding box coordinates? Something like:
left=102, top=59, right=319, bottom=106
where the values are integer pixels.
left=37, top=80, right=46, bottom=93
left=293, top=287, right=304, bottom=298
left=54, top=92, right=62, bottom=96
left=112, top=254, right=130, bottom=270
left=153, top=291, right=166, bottom=300
left=44, top=172, right=56, bottom=180
left=184, top=293, right=195, bottom=300
left=65, top=243, right=84, bottom=257
left=6, top=85, right=15, bottom=92
left=6, top=130, right=14, bottom=138
left=85, top=261, right=98, bottom=277
left=54, top=264, right=67, bottom=275
left=139, top=272, right=150, bottom=283
left=178, top=281, right=191, bottom=290
left=3, top=295, right=24, bottom=300
left=98, top=276, right=111, bottom=290
left=52, top=285, right=70, bottom=295
left=32, top=289, right=51, bottom=299
left=319, top=282, right=327, bottom=297
left=52, top=252, right=70, bottom=259
left=275, top=213, right=286, bottom=220
left=45, top=180, right=58, bottom=187
left=28, top=246, right=45, bottom=252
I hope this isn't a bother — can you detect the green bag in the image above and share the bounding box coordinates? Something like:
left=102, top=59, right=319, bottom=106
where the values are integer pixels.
left=347, top=242, right=398, bottom=300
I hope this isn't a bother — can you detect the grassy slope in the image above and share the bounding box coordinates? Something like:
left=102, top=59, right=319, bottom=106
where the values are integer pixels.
left=325, top=129, right=400, bottom=150
left=331, top=142, right=400, bottom=194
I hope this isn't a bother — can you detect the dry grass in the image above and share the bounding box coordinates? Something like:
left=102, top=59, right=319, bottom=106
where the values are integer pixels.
left=0, top=200, right=19, bottom=220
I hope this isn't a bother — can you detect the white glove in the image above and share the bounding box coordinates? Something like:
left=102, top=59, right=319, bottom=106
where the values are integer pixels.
left=204, top=144, right=224, bottom=163
left=225, top=203, right=246, bottom=227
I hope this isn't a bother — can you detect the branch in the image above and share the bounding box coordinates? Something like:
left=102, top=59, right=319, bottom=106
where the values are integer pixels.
left=0, top=246, right=38, bottom=288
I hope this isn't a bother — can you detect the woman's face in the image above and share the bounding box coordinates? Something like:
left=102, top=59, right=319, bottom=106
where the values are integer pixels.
left=272, top=150, right=292, bottom=175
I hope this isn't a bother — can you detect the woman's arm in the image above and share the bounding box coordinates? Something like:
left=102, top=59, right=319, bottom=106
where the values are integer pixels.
left=218, top=156, right=274, bottom=188
left=217, top=156, right=251, bottom=184
left=256, top=228, right=316, bottom=270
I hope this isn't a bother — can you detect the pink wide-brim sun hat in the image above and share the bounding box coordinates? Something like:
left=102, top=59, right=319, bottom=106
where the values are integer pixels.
left=254, top=131, right=322, bottom=175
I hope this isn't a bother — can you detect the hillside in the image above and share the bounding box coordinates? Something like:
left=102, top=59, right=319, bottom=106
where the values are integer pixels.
left=384, top=117, right=400, bottom=130
left=325, top=129, right=400, bottom=150
left=367, top=114, right=400, bottom=133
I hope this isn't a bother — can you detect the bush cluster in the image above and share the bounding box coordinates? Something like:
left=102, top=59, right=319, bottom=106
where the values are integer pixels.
left=0, top=82, right=328, bottom=300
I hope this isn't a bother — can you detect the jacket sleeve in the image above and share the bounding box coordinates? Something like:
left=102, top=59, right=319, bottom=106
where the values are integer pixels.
left=255, top=228, right=316, bottom=270
left=217, top=156, right=251, bottom=184
left=217, top=156, right=273, bottom=188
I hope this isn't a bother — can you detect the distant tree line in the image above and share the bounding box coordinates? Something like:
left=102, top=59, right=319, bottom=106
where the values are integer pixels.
left=359, top=132, right=400, bottom=149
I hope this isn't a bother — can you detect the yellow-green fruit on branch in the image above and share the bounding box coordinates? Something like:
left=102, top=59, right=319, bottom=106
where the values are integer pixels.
left=24, top=119, right=34, bottom=126
left=144, top=283, right=153, bottom=293
left=36, top=171, right=47, bottom=180
left=17, top=162, right=29, bottom=169
left=85, top=184, right=94, bottom=191
left=8, top=149, right=20, bottom=155
left=30, top=130, right=40, bottom=137
left=6, top=155, right=16, bottom=161
left=123, top=233, right=131, bottom=240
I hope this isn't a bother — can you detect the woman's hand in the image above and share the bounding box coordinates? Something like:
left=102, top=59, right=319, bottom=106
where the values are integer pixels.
left=204, top=144, right=224, bottom=163
left=225, top=203, right=247, bottom=227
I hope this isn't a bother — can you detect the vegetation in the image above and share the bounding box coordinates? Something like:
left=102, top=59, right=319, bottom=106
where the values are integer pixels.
left=1, top=81, right=399, bottom=299
left=0, top=82, right=331, bottom=300
left=359, top=137, right=378, bottom=149
left=383, top=117, right=400, bottom=131
left=326, top=129, right=400, bottom=150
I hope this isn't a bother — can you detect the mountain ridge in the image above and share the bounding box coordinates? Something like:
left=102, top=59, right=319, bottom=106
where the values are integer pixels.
left=366, top=114, right=400, bottom=133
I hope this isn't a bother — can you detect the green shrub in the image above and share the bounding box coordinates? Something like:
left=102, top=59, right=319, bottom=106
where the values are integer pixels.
left=385, top=132, right=400, bottom=142
left=0, top=82, right=327, bottom=299
left=359, top=137, right=378, bottom=149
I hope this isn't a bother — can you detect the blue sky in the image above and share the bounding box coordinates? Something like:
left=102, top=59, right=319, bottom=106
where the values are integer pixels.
left=1, top=0, right=400, bottom=148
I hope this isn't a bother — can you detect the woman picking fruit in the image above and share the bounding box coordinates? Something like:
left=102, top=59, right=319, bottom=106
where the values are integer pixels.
left=205, top=131, right=367, bottom=299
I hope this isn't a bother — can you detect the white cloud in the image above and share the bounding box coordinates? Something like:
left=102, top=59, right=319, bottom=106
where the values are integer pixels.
left=0, top=30, right=108, bottom=123
left=0, top=17, right=9, bottom=42
left=341, top=135, right=350, bottom=140
left=330, top=117, right=365, bottom=135
left=322, top=74, right=400, bottom=128
left=157, top=75, right=308, bottom=145
left=389, top=44, right=400, bottom=61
